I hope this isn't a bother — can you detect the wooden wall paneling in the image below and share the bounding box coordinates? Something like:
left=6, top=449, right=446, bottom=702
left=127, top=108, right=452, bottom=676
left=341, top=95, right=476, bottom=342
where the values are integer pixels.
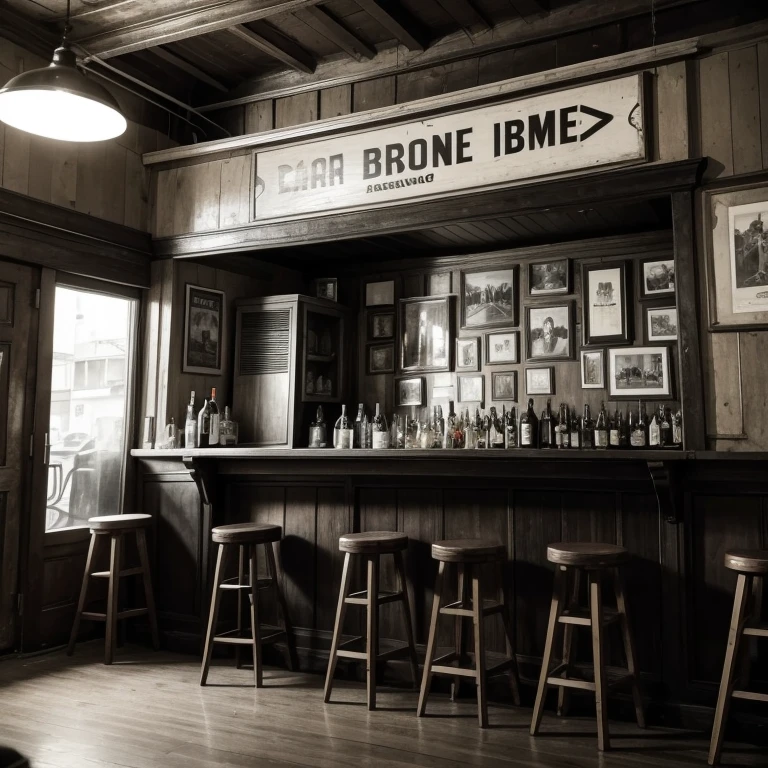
left=759, top=42, right=768, bottom=170
left=707, top=333, right=744, bottom=443
left=2, top=127, right=30, bottom=195
left=275, top=92, right=318, bottom=129
left=75, top=142, right=106, bottom=219
left=124, top=149, right=149, bottom=231
left=244, top=100, right=275, bottom=134
left=560, top=491, right=617, bottom=546
left=728, top=45, right=762, bottom=176
left=154, top=168, right=178, bottom=237
left=395, top=59, right=480, bottom=103
left=733, top=330, right=768, bottom=450
left=283, top=486, right=317, bottom=631
left=655, top=61, right=689, bottom=162
left=192, top=161, right=222, bottom=233
left=102, top=142, right=128, bottom=225
left=27, top=137, right=55, bottom=203
left=699, top=52, right=733, bottom=178
left=352, top=76, right=396, bottom=112
left=219, top=155, right=252, bottom=229
left=154, top=258, right=175, bottom=431
left=316, top=485, right=349, bottom=633
left=320, top=85, right=352, bottom=118
left=171, top=165, right=199, bottom=235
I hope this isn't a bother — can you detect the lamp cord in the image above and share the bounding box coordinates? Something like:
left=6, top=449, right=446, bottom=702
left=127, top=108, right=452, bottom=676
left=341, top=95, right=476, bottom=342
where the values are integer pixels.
left=63, top=0, right=72, bottom=42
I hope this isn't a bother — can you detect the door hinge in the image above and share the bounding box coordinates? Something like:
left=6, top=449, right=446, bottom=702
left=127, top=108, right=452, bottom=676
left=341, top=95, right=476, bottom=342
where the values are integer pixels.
left=34, top=288, right=40, bottom=309
left=29, top=434, right=34, bottom=458
left=16, top=593, right=23, bottom=617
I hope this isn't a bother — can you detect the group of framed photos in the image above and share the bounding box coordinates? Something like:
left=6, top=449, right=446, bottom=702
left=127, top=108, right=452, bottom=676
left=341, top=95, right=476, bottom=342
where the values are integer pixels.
left=365, top=279, right=396, bottom=375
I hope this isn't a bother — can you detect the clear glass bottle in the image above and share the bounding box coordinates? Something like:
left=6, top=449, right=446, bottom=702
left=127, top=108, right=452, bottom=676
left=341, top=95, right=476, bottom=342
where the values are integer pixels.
left=520, top=399, right=538, bottom=448
left=453, top=407, right=465, bottom=449
left=197, top=394, right=211, bottom=448
left=569, top=405, right=580, bottom=449
left=672, top=408, right=683, bottom=447
left=648, top=404, right=661, bottom=448
left=582, top=404, right=595, bottom=449
left=555, top=403, right=569, bottom=449
left=362, top=412, right=371, bottom=449
left=209, top=387, right=221, bottom=447
left=354, top=403, right=365, bottom=449
left=464, top=407, right=476, bottom=449
left=371, top=403, right=390, bottom=449
left=594, top=402, right=609, bottom=449
left=309, top=406, right=327, bottom=448
left=218, top=406, right=239, bottom=446
left=184, top=391, right=198, bottom=449
left=333, top=405, right=353, bottom=449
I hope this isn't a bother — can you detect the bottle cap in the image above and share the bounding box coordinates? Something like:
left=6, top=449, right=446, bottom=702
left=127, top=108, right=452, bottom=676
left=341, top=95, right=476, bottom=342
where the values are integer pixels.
left=211, top=387, right=216, bottom=399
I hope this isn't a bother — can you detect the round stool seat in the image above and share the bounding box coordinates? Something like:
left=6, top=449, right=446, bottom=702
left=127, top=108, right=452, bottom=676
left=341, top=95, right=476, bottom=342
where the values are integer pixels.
left=89, top=513, right=151, bottom=531
left=431, top=539, right=505, bottom=563
left=725, top=549, right=768, bottom=574
left=547, top=542, right=628, bottom=568
left=212, top=522, right=282, bottom=545
left=339, top=531, right=408, bottom=554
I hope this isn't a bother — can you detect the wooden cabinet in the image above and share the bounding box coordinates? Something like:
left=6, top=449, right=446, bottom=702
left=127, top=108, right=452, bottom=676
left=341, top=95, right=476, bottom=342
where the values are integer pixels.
left=233, top=294, right=349, bottom=447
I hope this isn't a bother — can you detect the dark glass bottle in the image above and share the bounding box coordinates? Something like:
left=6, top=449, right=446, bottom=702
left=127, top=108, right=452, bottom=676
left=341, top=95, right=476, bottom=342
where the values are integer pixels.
left=594, top=401, right=608, bottom=449
left=520, top=399, right=539, bottom=448
left=540, top=398, right=554, bottom=449
left=505, top=407, right=518, bottom=449
left=619, top=406, right=630, bottom=448
left=630, top=400, right=647, bottom=448
left=660, top=405, right=672, bottom=448
left=672, top=408, right=683, bottom=448
left=609, top=407, right=621, bottom=448
left=569, top=405, right=581, bottom=449
left=556, top=403, right=570, bottom=449
left=582, top=404, right=595, bottom=449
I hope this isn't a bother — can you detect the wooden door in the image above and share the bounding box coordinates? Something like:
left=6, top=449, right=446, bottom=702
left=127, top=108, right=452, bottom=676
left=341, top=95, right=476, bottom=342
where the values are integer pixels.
left=0, top=259, right=38, bottom=652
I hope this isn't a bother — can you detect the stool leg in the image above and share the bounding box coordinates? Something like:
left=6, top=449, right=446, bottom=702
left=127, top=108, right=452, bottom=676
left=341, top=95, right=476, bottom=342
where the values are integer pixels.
left=249, top=544, right=263, bottom=688
left=738, top=575, right=762, bottom=691
left=497, top=560, right=521, bottom=707
left=236, top=545, right=245, bottom=669
left=452, top=563, right=469, bottom=702
left=472, top=567, right=488, bottom=728
left=589, top=570, right=609, bottom=752
left=393, top=550, right=419, bottom=688
left=613, top=567, right=645, bottom=729
left=266, top=540, right=299, bottom=672
left=324, top=552, right=352, bottom=703
left=709, top=573, right=752, bottom=766
left=366, top=554, right=380, bottom=711
left=200, top=543, right=228, bottom=686
left=531, top=565, right=565, bottom=736
left=136, top=529, right=159, bottom=651
left=105, top=533, right=122, bottom=665
left=417, top=560, right=445, bottom=717
left=558, top=569, right=580, bottom=717
left=67, top=532, right=98, bottom=656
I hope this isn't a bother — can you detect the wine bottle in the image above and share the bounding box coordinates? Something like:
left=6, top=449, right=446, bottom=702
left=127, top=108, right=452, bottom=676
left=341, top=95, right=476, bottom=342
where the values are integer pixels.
left=569, top=405, right=581, bottom=449
left=672, top=408, right=683, bottom=447
left=582, top=404, right=595, bottom=449
left=464, top=407, right=475, bottom=450
left=630, top=401, right=647, bottom=448
left=372, top=402, right=389, bottom=449
left=619, top=406, right=630, bottom=448
left=660, top=406, right=672, bottom=448
left=309, top=406, right=327, bottom=448
left=476, top=409, right=487, bottom=449
left=334, top=405, right=354, bottom=449
left=184, top=391, right=198, bottom=449
left=609, top=407, right=621, bottom=448
left=219, top=406, right=239, bottom=446
left=354, top=403, right=365, bottom=449
left=505, top=407, right=518, bottom=449
left=197, top=394, right=211, bottom=448
left=490, top=407, right=505, bottom=448
left=555, top=403, right=569, bottom=449
left=209, top=388, right=221, bottom=447
left=648, top=404, right=661, bottom=448
left=520, top=399, right=539, bottom=448
left=540, top=399, right=553, bottom=449
left=594, top=402, right=608, bottom=449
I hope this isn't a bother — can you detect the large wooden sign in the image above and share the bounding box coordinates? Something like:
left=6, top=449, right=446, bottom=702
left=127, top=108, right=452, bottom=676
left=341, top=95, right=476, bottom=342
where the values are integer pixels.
left=253, top=74, right=646, bottom=221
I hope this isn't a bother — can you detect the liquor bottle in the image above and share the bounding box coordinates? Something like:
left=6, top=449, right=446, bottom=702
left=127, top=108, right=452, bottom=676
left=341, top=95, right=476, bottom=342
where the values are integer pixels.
left=555, top=403, right=569, bottom=449
left=309, top=406, right=327, bottom=448
left=619, top=406, right=630, bottom=448
left=569, top=405, right=581, bottom=449
left=362, top=412, right=371, bottom=449
left=609, top=407, right=621, bottom=449
left=209, top=388, right=221, bottom=447
left=184, top=391, right=198, bottom=449
left=443, top=405, right=455, bottom=449
left=660, top=406, right=672, bottom=448
left=540, top=399, right=554, bottom=449
left=372, top=403, right=390, bottom=449
left=218, top=406, right=239, bottom=446
left=582, top=404, right=595, bottom=449
left=630, top=401, right=647, bottom=448
left=452, top=406, right=464, bottom=449
left=197, top=394, right=211, bottom=448
left=464, top=407, right=475, bottom=449
left=672, top=408, right=683, bottom=447
left=504, top=407, right=518, bottom=449
left=354, top=404, right=365, bottom=449
left=490, top=407, right=504, bottom=448
left=475, top=409, right=487, bottom=449
left=520, top=399, right=539, bottom=448
left=594, top=402, right=609, bottom=449
left=434, top=406, right=445, bottom=449
left=333, top=405, right=354, bottom=449
left=648, top=404, right=661, bottom=448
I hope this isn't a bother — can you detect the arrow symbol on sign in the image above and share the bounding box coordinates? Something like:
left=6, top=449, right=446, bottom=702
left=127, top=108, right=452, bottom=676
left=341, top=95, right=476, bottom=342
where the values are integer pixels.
left=579, top=105, right=614, bottom=141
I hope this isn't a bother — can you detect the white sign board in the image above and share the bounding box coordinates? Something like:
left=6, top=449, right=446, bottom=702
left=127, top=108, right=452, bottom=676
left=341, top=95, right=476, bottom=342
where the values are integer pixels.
left=253, top=74, right=646, bottom=221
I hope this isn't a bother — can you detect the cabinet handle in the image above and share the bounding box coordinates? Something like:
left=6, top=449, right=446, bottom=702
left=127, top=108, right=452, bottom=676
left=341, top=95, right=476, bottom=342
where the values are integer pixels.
left=44, top=433, right=51, bottom=466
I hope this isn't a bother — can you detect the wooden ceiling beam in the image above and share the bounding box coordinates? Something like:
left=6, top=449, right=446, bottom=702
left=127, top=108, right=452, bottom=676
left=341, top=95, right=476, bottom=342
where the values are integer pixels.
left=354, top=0, right=429, bottom=52
left=151, top=47, right=229, bottom=92
left=296, top=6, right=377, bottom=61
left=227, top=23, right=316, bottom=74
left=508, top=0, right=550, bottom=20
left=434, top=0, right=490, bottom=35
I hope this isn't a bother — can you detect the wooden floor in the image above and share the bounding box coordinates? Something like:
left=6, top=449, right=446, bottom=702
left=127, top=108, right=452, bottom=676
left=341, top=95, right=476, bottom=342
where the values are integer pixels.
left=0, top=643, right=765, bottom=768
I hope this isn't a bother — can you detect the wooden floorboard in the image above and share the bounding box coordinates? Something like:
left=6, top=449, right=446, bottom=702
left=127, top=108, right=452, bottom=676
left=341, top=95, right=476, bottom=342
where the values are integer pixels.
left=0, top=643, right=765, bottom=767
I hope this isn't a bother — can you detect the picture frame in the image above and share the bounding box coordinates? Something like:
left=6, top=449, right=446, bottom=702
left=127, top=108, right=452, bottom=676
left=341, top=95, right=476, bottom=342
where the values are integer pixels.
left=525, top=302, right=574, bottom=361
left=399, top=295, right=452, bottom=373
left=395, top=376, right=425, bottom=407
left=491, top=371, right=518, bottom=402
left=461, top=266, right=518, bottom=329
left=457, top=373, right=485, bottom=405
left=183, top=284, right=224, bottom=375
left=582, top=261, right=632, bottom=345
left=365, top=279, right=395, bottom=307
left=527, top=258, right=571, bottom=297
left=368, top=310, right=395, bottom=341
left=639, top=257, right=675, bottom=299
left=580, top=349, right=605, bottom=389
left=367, top=342, right=395, bottom=374
left=525, top=366, right=555, bottom=396
left=644, top=305, right=678, bottom=343
left=313, top=277, right=337, bottom=302
left=427, top=272, right=452, bottom=296
left=608, top=345, right=672, bottom=399
left=484, top=330, right=519, bottom=365
left=455, top=336, right=480, bottom=372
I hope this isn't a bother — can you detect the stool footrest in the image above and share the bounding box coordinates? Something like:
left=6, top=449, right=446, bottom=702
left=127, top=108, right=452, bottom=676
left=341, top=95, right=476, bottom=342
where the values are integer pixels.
left=117, top=608, right=148, bottom=620
left=79, top=607, right=148, bottom=622
left=559, top=608, right=620, bottom=627
left=486, top=657, right=517, bottom=676
left=743, top=626, right=768, bottom=638
left=214, top=636, right=255, bottom=646
left=80, top=611, right=106, bottom=621
left=337, top=650, right=367, bottom=660
left=219, top=577, right=272, bottom=591
left=439, top=598, right=503, bottom=618
left=91, top=567, right=143, bottom=579
left=431, top=664, right=477, bottom=678
left=732, top=690, right=768, bottom=702
left=345, top=589, right=403, bottom=606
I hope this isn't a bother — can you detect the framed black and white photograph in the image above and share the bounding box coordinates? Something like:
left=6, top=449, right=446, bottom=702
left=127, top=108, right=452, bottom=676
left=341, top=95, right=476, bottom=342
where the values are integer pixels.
left=456, top=336, right=480, bottom=372
left=645, top=306, right=678, bottom=343
left=485, top=330, right=519, bottom=365
left=367, top=343, right=394, bottom=374
left=640, top=257, right=675, bottom=299
left=525, top=366, right=555, bottom=396
left=395, top=376, right=425, bottom=407
left=528, top=259, right=570, bottom=296
left=582, top=262, right=631, bottom=345
left=399, top=296, right=452, bottom=373
left=313, top=277, right=337, bottom=302
left=727, top=200, right=768, bottom=316
left=427, top=272, right=452, bottom=296
left=457, top=374, right=484, bottom=405
left=365, top=279, right=395, bottom=307
left=526, top=302, right=573, bottom=361
left=580, top=349, right=605, bottom=389
left=608, top=346, right=672, bottom=399
left=492, top=371, right=518, bottom=402
left=368, top=310, right=395, bottom=341
left=183, top=284, right=224, bottom=375
left=461, top=266, right=517, bottom=329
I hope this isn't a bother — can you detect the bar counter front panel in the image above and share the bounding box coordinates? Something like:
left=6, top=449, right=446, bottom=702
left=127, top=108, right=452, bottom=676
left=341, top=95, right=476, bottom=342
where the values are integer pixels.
left=132, top=448, right=768, bottom=733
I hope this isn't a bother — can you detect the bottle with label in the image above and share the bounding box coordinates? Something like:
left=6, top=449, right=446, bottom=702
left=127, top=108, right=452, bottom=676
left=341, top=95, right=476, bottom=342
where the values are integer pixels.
left=464, top=407, right=476, bottom=449
left=569, top=405, right=581, bottom=449
left=555, top=403, right=570, bottom=449
left=520, top=399, right=539, bottom=448
left=209, top=388, right=221, bottom=447
left=475, top=409, right=486, bottom=449
left=184, top=391, right=198, bottom=449
left=334, top=405, right=354, bottom=449
left=540, top=399, right=554, bottom=449
left=648, top=405, right=661, bottom=448
left=630, top=401, right=647, bottom=448
left=371, top=403, right=390, bottom=449
left=443, top=405, right=455, bottom=449
left=594, top=402, right=609, bottom=449
left=505, top=407, right=518, bottom=449
left=660, top=406, right=672, bottom=448
left=309, top=406, right=327, bottom=448
left=619, top=406, right=630, bottom=448
left=609, top=407, right=621, bottom=448
left=354, top=404, right=365, bottom=449
left=490, top=407, right=505, bottom=448
left=582, top=404, right=595, bottom=449
left=197, top=394, right=211, bottom=448
left=452, top=407, right=464, bottom=449
left=672, top=408, right=683, bottom=447
left=219, top=406, right=239, bottom=446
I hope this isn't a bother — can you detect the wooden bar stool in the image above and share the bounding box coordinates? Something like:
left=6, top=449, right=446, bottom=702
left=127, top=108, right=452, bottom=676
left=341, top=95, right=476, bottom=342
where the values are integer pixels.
left=200, top=522, right=298, bottom=687
left=324, top=531, right=419, bottom=710
left=709, top=550, right=768, bottom=766
left=67, top=513, right=159, bottom=665
left=417, top=539, right=521, bottom=728
left=530, top=542, right=645, bottom=751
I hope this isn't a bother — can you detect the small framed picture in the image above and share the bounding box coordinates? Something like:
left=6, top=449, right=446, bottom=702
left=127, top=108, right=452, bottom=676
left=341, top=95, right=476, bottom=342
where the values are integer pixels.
left=183, top=284, right=224, bottom=374
left=528, top=258, right=571, bottom=296
left=645, top=305, right=678, bottom=343
left=608, top=346, right=672, bottom=399
left=427, top=272, right=452, bottom=296
left=580, top=349, right=605, bottom=389
left=366, top=279, right=395, bottom=307
left=461, top=266, right=518, bottom=329
left=368, top=310, right=395, bottom=341
left=314, top=277, right=337, bottom=302
left=485, top=330, right=519, bottom=365
left=640, top=257, right=675, bottom=299
left=582, top=262, right=631, bottom=345
left=399, top=295, right=452, bottom=373
left=492, top=371, right=518, bottom=402
left=367, top=343, right=394, bottom=374
left=525, top=366, right=555, bottom=396
left=455, top=336, right=480, bottom=372
left=395, top=376, right=425, bottom=407
left=457, top=374, right=485, bottom=405
left=526, top=302, right=574, bottom=361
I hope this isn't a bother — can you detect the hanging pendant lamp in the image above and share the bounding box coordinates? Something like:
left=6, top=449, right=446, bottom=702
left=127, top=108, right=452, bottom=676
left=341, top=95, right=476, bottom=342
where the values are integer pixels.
left=0, top=1, right=126, bottom=142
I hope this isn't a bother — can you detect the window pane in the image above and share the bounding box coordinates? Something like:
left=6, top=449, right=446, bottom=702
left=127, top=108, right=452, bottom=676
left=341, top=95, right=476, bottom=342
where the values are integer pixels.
left=46, top=287, right=135, bottom=531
